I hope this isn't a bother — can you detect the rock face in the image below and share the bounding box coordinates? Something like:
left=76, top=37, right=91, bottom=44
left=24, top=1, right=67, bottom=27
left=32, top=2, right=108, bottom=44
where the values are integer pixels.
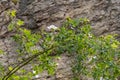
left=0, top=0, right=120, bottom=36
left=0, top=0, right=120, bottom=80
left=17, top=0, right=120, bottom=36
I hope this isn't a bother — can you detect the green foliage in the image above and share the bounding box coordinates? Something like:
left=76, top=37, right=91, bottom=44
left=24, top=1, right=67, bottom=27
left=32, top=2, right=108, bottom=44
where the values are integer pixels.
left=53, top=18, right=120, bottom=80
left=1, top=10, right=120, bottom=80
left=0, top=49, right=4, bottom=54
left=7, top=10, right=16, bottom=18
left=64, top=18, right=120, bottom=80
left=17, top=19, right=24, bottom=26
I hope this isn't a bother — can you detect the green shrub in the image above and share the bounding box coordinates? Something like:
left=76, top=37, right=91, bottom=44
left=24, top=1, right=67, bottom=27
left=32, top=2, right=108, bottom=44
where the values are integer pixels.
left=0, top=10, right=120, bottom=80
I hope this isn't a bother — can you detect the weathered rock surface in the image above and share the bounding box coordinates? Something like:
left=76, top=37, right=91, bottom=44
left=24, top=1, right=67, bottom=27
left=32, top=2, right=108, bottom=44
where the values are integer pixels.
left=19, top=0, right=120, bottom=36
left=0, top=0, right=120, bottom=80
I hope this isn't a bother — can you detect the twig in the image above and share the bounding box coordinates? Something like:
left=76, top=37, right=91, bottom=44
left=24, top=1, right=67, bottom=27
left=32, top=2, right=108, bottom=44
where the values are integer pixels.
left=2, top=47, right=53, bottom=80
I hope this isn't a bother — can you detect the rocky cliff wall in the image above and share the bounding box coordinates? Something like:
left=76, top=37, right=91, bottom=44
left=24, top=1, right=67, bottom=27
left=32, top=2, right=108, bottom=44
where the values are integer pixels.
left=0, top=0, right=120, bottom=80
left=1, top=0, right=120, bottom=36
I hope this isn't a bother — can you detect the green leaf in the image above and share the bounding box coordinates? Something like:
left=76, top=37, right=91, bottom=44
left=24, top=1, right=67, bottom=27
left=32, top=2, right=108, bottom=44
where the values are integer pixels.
left=8, top=22, right=15, bottom=31
left=17, top=19, right=24, bottom=26
left=13, top=75, right=20, bottom=80
left=8, top=66, right=13, bottom=71
left=48, top=67, right=55, bottom=75
left=10, top=10, right=16, bottom=17
left=111, top=43, right=118, bottom=49
left=23, top=29, right=31, bottom=36
left=0, top=49, right=4, bottom=54
left=19, top=77, right=28, bottom=80
left=0, top=64, right=4, bottom=71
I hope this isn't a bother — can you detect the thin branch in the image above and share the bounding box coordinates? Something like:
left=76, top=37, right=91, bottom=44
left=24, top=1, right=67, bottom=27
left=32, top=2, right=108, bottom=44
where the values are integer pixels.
left=2, top=47, right=53, bottom=80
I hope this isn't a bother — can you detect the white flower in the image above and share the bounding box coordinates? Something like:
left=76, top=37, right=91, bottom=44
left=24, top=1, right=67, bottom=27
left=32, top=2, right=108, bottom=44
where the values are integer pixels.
left=47, top=25, right=58, bottom=30
left=88, top=56, right=97, bottom=62
left=93, top=56, right=97, bottom=59
left=35, top=75, right=39, bottom=78
left=100, top=77, right=103, bottom=80
left=88, top=57, right=92, bottom=62
left=32, top=70, right=36, bottom=74
left=88, top=33, right=92, bottom=38
left=56, top=63, right=59, bottom=66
